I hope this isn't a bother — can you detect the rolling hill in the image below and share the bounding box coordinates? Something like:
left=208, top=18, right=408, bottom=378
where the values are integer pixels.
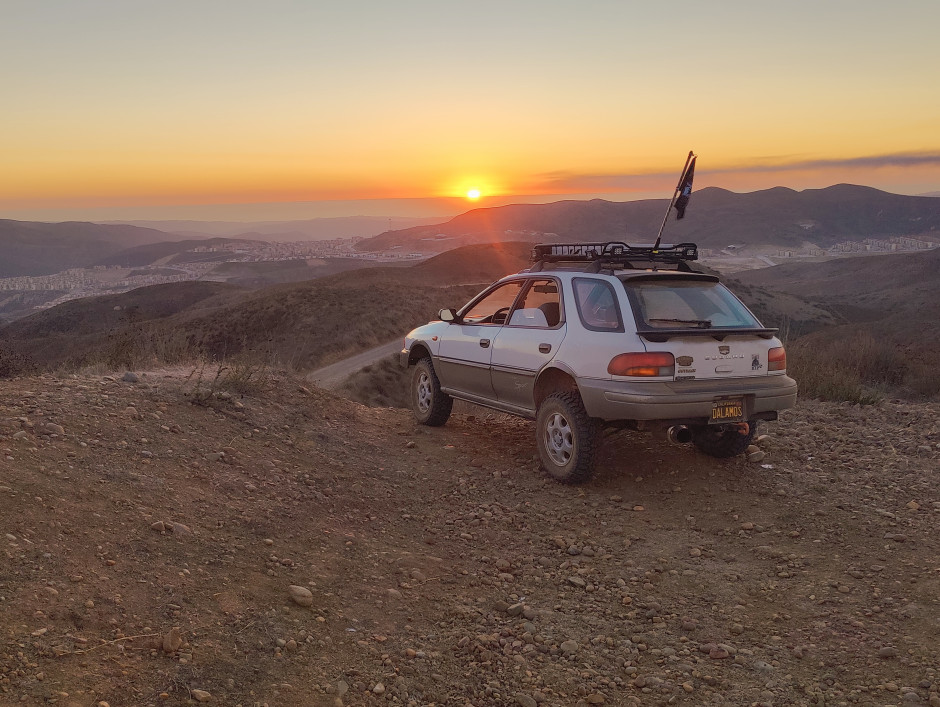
left=0, top=240, right=829, bottom=377
left=0, top=243, right=537, bottom=372
left=0, top=220, right=177, bottom=277
left=92, top=237, right=265, bottom=267
left=356, top=185, right=940, bottom=253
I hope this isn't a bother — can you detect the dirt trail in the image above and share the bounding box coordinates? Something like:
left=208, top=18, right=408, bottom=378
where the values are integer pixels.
left=308, top=340, right=402, bottom=390
left=1, top=371, right=938, bottom=707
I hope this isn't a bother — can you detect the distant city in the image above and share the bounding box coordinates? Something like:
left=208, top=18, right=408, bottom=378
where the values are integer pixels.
left=0, top=237, right=424, bottom=317
left=1, top=234, right=937, bottom=319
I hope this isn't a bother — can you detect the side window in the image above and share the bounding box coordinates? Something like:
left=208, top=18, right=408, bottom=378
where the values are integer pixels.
left=573, top=278, right=623, bottom=332
left=461, top=281, right=524, bottom=325
left=508, top=278, right=562, bottom=328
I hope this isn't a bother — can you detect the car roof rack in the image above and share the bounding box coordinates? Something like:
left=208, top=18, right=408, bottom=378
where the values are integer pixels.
left=529, top=242, right=699, bottom=273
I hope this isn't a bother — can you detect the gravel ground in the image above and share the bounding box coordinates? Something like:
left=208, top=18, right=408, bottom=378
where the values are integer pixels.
left=1, top=371, right=938, bottom=707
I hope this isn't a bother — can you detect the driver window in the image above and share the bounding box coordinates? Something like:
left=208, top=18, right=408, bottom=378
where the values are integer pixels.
left=462, top=281, right=524, bottom=324
left=509, top=279, right=561, bottom=328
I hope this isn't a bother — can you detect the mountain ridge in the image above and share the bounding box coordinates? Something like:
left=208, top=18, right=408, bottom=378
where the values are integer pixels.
left=355, top=184, right=940, bottom=253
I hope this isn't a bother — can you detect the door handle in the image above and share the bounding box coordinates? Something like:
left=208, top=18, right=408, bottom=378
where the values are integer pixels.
left=539, top=343, right=552, bottom=354
left=479, top=339, right=490, bottom=348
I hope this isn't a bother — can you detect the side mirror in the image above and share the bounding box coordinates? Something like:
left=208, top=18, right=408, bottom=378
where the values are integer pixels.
left=438, top=308, right=456, bottom=322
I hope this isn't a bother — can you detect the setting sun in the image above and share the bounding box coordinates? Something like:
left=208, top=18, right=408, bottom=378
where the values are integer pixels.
left=466, top=189, right=481, bottom=201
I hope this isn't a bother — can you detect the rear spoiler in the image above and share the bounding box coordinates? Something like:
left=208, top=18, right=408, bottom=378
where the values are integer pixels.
left=639, top=327, right=779, bottom=342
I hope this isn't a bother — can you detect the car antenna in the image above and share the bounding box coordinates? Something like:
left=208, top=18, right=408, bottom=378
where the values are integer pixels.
left=653, top=151, right=696, bottom=251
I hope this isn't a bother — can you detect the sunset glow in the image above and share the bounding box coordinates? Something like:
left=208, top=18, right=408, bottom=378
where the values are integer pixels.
left=1, top=1, right=939, bottom=220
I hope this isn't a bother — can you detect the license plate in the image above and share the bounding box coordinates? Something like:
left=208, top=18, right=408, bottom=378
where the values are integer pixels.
left=710, top=398, right=744, bottom=424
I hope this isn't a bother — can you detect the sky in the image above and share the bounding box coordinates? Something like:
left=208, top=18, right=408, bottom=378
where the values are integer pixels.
left=2, top=0, right=939, bottom=222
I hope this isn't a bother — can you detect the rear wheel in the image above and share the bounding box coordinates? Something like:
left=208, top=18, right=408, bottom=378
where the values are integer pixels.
left=411, top=357, right=452, bottom=426
left=536, top=391, right=597, bottom=484
left=691, top=421, right=757, bottom=458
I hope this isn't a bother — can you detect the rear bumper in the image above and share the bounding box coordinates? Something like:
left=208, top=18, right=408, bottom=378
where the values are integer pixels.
left=578, top=374, right=798, bottom=422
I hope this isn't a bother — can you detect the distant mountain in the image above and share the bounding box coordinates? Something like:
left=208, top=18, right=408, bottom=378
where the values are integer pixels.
left=0, top=220, right=176, bottom=277
left=355, top=185, right=940, bottom=253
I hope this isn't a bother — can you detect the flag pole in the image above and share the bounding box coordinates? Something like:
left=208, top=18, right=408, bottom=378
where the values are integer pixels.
left=653, top=150, right=694, bottom=250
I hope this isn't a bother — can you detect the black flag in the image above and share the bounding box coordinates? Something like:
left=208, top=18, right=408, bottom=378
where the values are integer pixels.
left=672, top=154, right=696, bottom=220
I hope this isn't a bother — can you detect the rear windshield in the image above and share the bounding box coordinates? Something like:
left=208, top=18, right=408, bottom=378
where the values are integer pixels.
left=621, top=279, right=761, bottom=329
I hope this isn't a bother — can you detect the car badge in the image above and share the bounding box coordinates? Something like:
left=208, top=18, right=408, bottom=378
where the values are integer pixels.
left=718, top=345, right=731, bottom=355
left=676, top=356, right=694, bottom=366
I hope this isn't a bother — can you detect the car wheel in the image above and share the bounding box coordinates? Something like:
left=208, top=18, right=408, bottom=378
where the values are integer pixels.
left=691, top=421, right=757, bottom=458
left=536, top=391, right=597, bottom=484
left=411, top=357, right=453, bottom=426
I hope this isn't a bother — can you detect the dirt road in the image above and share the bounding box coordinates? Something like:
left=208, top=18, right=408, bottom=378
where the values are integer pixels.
left=1, top=371, right=938, bottom=706
left=308, top=340, right=402, bottom=390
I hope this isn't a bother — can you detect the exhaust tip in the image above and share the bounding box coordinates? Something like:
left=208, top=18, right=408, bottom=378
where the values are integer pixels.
left=667, top=425, right=692, bottom=444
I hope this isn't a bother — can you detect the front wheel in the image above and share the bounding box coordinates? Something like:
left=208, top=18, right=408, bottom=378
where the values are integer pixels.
left=411, top=357, right=452, bottom=426
left=536, top=391, right=597, bottom=484
left=691, top=421, right=757, bottom=458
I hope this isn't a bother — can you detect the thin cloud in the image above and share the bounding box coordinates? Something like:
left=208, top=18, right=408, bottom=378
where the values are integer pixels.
left=534, top=151, right=940, bottom=192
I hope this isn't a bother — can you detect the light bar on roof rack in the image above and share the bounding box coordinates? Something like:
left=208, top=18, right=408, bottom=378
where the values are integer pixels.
left=531, top=241, right=698, bottom=264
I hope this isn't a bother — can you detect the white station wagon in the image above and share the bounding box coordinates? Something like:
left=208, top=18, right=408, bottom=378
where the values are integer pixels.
left=401, top=242, right=797, bottom=483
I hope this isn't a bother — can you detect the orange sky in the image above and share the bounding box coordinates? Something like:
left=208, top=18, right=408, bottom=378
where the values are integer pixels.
left=2, top=1, right=939, bottom=221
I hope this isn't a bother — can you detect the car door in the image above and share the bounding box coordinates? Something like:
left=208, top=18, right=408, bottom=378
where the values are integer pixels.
left=436, top=280, right=525, bottom=399
left=490, top=278, right=567, bottom=411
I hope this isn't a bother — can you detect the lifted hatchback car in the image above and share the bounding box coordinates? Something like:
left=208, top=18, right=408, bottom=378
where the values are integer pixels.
left=401, top=242, right=797, bottom=483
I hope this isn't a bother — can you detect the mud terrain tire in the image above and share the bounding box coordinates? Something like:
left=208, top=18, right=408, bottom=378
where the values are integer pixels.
left=411, top=357, right=453, bottom=426
left=692, top=421, right=758, bottom=458
left=536, top=391, right=597, bottom=484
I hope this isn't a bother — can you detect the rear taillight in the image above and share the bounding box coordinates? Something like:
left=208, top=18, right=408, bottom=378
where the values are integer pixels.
left=608, top=352, right=675, bottom=377
left=768, top=346, right=786, bottom=371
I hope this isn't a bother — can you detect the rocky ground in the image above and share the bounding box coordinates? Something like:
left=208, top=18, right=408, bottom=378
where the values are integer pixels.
left=1, top=370, right=939, bottom=707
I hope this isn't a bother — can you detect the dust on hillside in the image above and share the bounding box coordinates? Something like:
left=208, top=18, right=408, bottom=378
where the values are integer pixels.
left=1, top=370, right=939, bottom=707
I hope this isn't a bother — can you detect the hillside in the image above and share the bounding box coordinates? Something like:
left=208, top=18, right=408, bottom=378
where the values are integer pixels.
left=356, top=185, right=940, bottom=253
left=0, top=241, right=838, bottom=377
left=0, top=220, right=176, bottom=277
left=92, top=237, right=265, bottom=268
left=0, top=371, right=938, bottom=706
left=0, top=244, right=535, bottom=373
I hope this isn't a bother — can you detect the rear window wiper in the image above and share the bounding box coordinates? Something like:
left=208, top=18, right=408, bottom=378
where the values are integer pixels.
left=646, top=318, right=712, bottom=328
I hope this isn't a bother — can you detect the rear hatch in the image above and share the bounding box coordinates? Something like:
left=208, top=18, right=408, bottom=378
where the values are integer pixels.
left=619, top=274, right=779, bottom=381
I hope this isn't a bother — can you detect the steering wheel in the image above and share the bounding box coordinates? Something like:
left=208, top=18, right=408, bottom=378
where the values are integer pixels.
left=491, top=307, right=511, bottom=325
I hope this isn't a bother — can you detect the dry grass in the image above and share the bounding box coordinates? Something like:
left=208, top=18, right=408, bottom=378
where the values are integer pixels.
left=786, top=328, right=939, bottom=404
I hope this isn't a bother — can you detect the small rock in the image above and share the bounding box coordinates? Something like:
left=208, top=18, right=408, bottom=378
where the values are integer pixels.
left=288, top=585, right=314, bottom=607
left=878, top=646, right=898, bottom=658
left=44, top=423, right=65, bottom=435
left=170, top=522, right=192, bottom=536
left=560, top=640, right=579, bottom=655
left=162, top=627, right=183, bottom=653
left=191, top=689, right=212, bottom=702
left=567, top=576, right=586, bottom=588
left=372, top=683, right=385, bottom=695
left=150, top=521, right=166, bottom=533
left=585, top=695, right=606, bottom=704
left=386, top=588, right=403, bottom=599
left=122, top=372, right=139, bottom=383
left=747, top=450, right=766, bottom=463
left=516, top=695, right=537, bottom=707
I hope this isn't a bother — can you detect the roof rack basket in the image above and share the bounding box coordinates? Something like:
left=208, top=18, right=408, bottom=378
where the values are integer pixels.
left=529, top=241, right=699, bottom=273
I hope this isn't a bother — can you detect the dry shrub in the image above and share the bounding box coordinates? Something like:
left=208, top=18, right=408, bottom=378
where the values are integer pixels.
left=788, top=329, right=908, bottom=404
left=0, top=345, right=36, bottom=378
left=337, top=355, right=411, bottom=408
left=186, top=356, right=271, bottom=405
